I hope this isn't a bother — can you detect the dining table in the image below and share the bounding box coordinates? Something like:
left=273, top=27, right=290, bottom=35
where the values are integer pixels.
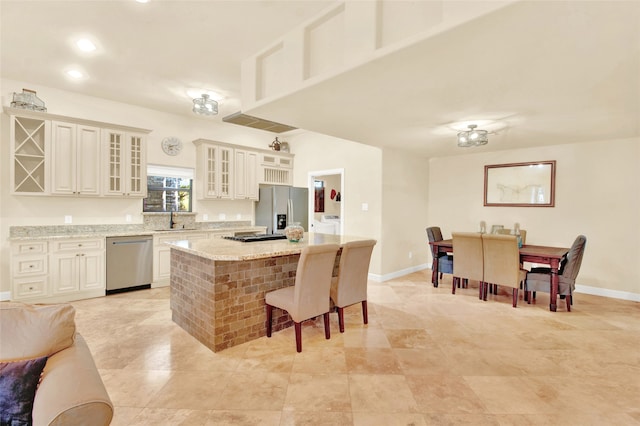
left=429, top=239, right=570, bottom=312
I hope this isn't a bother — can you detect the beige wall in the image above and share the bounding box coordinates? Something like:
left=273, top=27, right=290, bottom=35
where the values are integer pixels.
left=288, top=132, right=383, bottom=276
left=428, top=138, right=640, bottom=298
left=381, top=148, right=430, bottom=278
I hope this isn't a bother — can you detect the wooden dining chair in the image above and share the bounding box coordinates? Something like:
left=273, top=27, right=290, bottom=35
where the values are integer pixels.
left=451, top=232, right=484, bottom=298
left=330, top=239, right=376, bottom=332
left=481, top=234, right=527, bottom=307
left=525, top=235, right=586, bottom=311
left=265, top=244, right=339, bottom=352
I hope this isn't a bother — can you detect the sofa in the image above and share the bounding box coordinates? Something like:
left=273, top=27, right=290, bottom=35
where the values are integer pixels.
left=0, top=302, right=113, bottom=426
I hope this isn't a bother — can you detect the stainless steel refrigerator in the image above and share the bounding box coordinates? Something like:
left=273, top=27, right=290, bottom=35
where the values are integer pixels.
left=255, top=185, right=309, bottom=234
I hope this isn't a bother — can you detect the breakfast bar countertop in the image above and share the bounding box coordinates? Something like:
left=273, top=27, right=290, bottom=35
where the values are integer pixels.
left=166, top=232, right=369, bottom=261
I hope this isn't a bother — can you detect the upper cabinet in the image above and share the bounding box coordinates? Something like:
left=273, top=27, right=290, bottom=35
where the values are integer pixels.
left=234, top=149, right=259, bottom=200
left=10, top=114, right=50, bottom=194
left=5, top=107, right=150, bottom=198
left=103, top=130, right=147, bottom=197
left=50, top=121, right=101, bottom=196
left=260, top=152, right=293, bottom=186
left=194, top=140, right=234, bottom=200
left=194, top=139, right=294, bottom=201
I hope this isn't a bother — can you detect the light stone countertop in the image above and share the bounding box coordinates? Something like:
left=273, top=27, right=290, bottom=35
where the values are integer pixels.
left=166, top=233, right=373, bottom=261
left=9, top=224, right=265, bottom=241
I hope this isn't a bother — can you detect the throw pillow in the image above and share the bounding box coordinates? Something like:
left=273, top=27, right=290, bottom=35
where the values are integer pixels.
left=0, top=356, right=48, bottom=426
left=0, top=302, right=75, bottom=360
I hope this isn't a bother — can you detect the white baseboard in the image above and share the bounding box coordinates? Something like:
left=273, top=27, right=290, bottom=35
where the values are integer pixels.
left=576, top=284, right=640, bottom=302
left=373, top=263, right=429, bottom=283
left=0, top=291, right=12, bottom=301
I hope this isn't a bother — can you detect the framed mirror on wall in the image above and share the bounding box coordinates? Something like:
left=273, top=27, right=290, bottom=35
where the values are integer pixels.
left=484, top=160, right=556, bottom=207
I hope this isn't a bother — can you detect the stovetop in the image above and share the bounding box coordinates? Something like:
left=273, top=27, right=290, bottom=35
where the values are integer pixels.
left=223, top=234, right=287, bottom=243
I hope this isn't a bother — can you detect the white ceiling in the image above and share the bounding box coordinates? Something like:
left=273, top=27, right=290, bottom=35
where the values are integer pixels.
left=2, top=1, right=639, bottom=158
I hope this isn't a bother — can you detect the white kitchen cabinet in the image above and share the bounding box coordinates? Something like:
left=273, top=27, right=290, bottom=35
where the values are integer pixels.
left=9, top=114, right=50, bottom=194
left=153, top=232, right=210, bottom=285
left=260, top=152, right=294, bottom=185
left=103, top=130, right=147, bottom=197
left=234, top=149, right=259, bottom=200
left=194, top=140, right=233, bottom=200
left=50, top=238, right=105, bottom=297
left=5, top=107, right=151, bottom=197
left=50, top=121, right=101, bottom=196
left=10, top=241, right=49, bottom=300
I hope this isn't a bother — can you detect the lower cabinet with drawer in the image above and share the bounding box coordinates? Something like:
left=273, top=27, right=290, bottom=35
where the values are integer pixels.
left=50, top=238, right=105, bottom=297
left=11, top=241, right=49, bottom=300
left=10, top=238, right=106, bottom=303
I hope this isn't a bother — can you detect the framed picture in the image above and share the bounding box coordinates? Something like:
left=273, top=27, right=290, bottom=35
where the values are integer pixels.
left=484, top=161, right=556, bottom=207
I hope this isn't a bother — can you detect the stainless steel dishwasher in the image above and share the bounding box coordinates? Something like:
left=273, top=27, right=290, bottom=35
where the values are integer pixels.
left=106, top=235, right=153, bottom=294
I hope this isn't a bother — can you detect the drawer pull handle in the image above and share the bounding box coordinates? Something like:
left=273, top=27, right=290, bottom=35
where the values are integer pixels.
left=29, top=265, right=34, bottom=268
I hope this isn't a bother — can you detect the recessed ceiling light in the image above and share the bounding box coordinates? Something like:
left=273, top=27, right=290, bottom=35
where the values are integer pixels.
left=136, top=0, right=149, bottom=3
left=76, top=38, right=96, bottom=52
left=66, top=69, right=86, bottom=79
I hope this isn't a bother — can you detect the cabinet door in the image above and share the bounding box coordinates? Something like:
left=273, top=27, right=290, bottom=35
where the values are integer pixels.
left=245, top=151, right=258, bottom=200
left=79, top=251, right=105, bottom=290
left=51, top=253, right=80, bottom=294
left=126, top=133, right=146, bottom=197
left=235, top=150, right=258, bottom=200
left=51, top=121, right=76, bottom=195
left=76, top=125, right=101, bottom=195
left=104, top=130, right=124, bottom=196
left=218, top=146, right=234, bottom=199
left=11, top=116, right=49, bottom=194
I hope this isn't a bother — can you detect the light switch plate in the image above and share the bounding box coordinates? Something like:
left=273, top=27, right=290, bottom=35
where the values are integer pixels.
left=361, top=203, right=369, bottom=211
left=203, top=214, right=209, bottom=221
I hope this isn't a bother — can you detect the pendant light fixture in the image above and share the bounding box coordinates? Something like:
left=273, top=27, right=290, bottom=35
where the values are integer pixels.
left=457, top=124, right=488, bottom=147
left=192, top=94, right=218, bottom=116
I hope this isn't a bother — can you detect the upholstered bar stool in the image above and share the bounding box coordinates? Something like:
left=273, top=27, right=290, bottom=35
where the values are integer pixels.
left=265, top=244, right=339, bottom=352
left=330, top=239, right=377, bottom=333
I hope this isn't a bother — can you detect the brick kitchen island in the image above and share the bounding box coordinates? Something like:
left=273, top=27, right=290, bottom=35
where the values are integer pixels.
left=166, top=233, right=371, bottom=352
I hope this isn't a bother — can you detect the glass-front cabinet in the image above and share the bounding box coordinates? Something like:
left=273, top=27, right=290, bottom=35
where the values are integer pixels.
left=103, top=130, right=147, bottom=197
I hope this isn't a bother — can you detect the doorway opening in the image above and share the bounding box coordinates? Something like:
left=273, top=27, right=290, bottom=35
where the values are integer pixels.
left=308, top=168, right=344, bottom=235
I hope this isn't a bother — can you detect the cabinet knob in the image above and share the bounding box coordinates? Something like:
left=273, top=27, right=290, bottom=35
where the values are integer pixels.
left=28, top=246, right=34, bottom=250
left=29, top=264, right=34, bottom=268
left=78, top=243, right=83, bottom=247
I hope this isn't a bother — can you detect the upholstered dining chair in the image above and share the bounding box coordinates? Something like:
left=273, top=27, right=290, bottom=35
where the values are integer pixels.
left=330, top=239, right=377, bottom=333
left=426, top=226, right=453, bottom=288
left=451, top=232, right=484, bottom=297
left=525, top=235, right=587, bottom=312
left=481, top=234, right=527, bottom=307
left=265, top=244, right=340, bottom=352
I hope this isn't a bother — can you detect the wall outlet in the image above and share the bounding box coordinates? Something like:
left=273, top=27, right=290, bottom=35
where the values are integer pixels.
left=218, top=213, right=226, bottom=220
left=203, top=214, right=209, bottom=221
left=64, top=215, right=72, bottom=224
left=125, top=214, right=132, bottom=222
left=236, top=213, right=242, bottom=220
left=361, top=203, right=369, bottom=211
left=409, top=251, right=413, bottom=259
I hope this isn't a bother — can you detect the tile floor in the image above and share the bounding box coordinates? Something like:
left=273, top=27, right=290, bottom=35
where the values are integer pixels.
left=71, top=271, right=640, bottom=425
